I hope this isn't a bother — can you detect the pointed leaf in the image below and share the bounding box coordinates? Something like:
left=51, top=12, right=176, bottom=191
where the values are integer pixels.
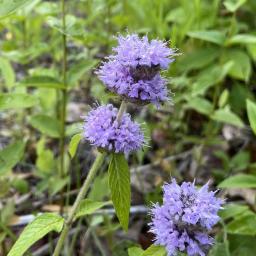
left=68, top=133, right=82, bottom=158
left=7, top=213, right=64, bottom=256
left=187, top=30, right=226, bottom=45
left=75, top=199, right=111, bottom=219
left=20, top=76, right=65, bottom=89
left=0, top=93, right=37, bottom=110
left=211, top=108, right=244, bottom=128
left=218, top=174, right=256, bottom=188
left=0, top=0, right=35, bottom=18
left=108, top=153, right=131, bottom=231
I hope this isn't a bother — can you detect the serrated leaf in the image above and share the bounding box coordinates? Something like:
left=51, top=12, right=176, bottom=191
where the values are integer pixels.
left=68, top=133, right=82, bottom=158
left=108, top=153, right=131, bottom=231
left=187, top=30, right=226, bottom=45
left=75, top=199, right=111, bottom=219
left=7, top=213, right=64, bottom=256
left=0, top=141, right=25, bottom=174
left=142, top=245, right=166, bottom=256
left=218, top=174, right=256, bottom=188
left=0, top=0, right=35, bottom=18
left=0, top=93, right=37, bottom=110
left=186, top=97, right=213, bottom=116
left=246, top=99, right=256, bottom=135
left=128, top=247, right=144, bottom=256
left=20, top=76, right=65, bottom=89
left=29, top=114, right=61, bottom=138
left=211, top=108, right=244, bottom=128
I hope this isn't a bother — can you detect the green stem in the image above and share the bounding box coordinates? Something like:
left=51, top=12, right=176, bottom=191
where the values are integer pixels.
left=53, top=152, right=106, bottom=256
left=59, top=0, right=68, bottom=179
left=116, top=100, right=127, bottom=124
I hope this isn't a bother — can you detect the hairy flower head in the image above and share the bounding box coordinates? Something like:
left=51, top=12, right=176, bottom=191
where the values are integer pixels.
left=83, top=104, right=144, bottom=154
left=149, top=179, right=223, bottom=256
left=97, top=34, right=176, bottom=105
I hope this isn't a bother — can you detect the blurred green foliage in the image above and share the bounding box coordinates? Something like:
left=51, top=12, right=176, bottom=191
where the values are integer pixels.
left=1, top=0, right=256, bottom=255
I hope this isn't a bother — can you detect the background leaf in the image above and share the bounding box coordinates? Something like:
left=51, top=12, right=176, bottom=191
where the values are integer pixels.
left=246, top=99, right=256, bottom=135
left=75, top=199, right=111, bottom=219
left=0, top=93, right=37, bottom=110
left=29, top=114, right=61, bottom=138
left=20, top=76, right=65, bottom=89
left=68, top=133, right=82, bottom=158
left=0, top=141, right=25, bottom=175
left=218, top=174, right=256, bottom=188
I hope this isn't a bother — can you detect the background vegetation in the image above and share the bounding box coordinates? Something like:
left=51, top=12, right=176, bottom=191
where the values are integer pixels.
left=1, top=0, right=256, bottom=255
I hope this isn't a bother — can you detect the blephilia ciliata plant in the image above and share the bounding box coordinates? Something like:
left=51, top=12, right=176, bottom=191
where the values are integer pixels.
left=150, top=179, right=223, bottom=256
left=8, top=33, right=223, bottom=256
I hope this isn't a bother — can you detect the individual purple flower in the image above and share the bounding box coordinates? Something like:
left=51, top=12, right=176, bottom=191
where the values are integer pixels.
left=149, top=179, right=223, bottom=256
left=83, top=104, right=144, bottom=154
left=97, top=34, right=175, bottom=105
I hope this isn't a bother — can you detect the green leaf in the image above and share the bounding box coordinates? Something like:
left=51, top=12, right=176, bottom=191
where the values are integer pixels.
left=0, top=0, right=35, bottom=18
left=209, top=242, right=230, bottom=256
left=7, top=213, right=64, bottom=256
left=36, top=149, right=55, bottom=174
left=68, top=133, right=82, bottom=158
left=187, top=30, right=226, bottom=45
left=219, top=203, right=249, bottom=220
left=186, top=97, right=213, bottom=116
left=218, top=174, right=256, bottom=188
left=192, top=62, right=233, bottom=96
left=246, top=99, right=256, bottom=135
left=0, top=141, right=25, bottom=175
left=29, top=114, right=61, bottom=138
left=227, top=213, right=256, bottom=235
left=227, top=34, right=256, bottom=45
left=46, top=15, right=84, bottom=37
left=218, top=89, right=229, bottom=108
left=223, top=49, right=251, bottom=81
left=0, top=58, right=15, bottom=88
left=20, top=76, right=65, bottom=89
left=142, top=245, right=166, bottom=256
left=75, top=199, right=111, bottom=219
left=67, top=59, right=98, bottom=87
left=108, top=153, right=131, bottom=231
left=211, top=108, right=244, bottom=128
left=0, top=93, right=37, bottom=110
left=177, top=47, right=220, bottom=72
left=128, top=247, right=144, bottom=256
left=224, top=0, right=247, bottom=12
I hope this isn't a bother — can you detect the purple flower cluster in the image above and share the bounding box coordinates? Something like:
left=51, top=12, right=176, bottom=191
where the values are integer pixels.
left=150, top=179, right=223, bottom=256
left=97, top=34, right=175, bottom=105
left=83, top=104, right=144, bottom=154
